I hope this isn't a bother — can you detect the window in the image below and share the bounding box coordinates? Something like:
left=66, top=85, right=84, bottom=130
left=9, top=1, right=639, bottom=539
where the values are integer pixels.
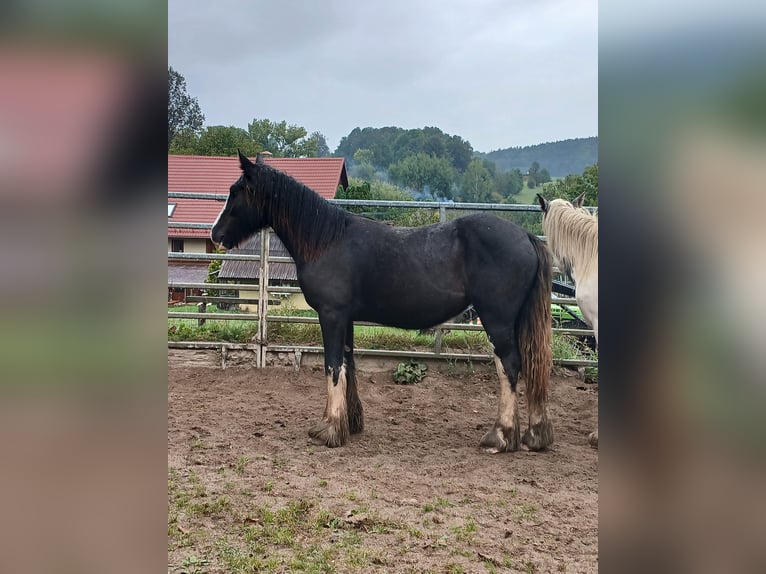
left=171, top=239, right=184, bottom=253
left=168, top=204, right=176, bottom=217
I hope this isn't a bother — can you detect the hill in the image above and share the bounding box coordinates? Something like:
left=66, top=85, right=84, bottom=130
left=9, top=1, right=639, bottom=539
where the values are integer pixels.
left=478, top=137, right=598, bottom=177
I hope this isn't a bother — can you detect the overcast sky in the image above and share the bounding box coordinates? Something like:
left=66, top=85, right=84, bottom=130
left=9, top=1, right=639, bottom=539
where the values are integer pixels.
left=168, top=0, right=597, bottom=153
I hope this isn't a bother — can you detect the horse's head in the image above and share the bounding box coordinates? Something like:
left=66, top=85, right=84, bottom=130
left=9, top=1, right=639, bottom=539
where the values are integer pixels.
left=536, top=191, right=587, bottom=218
left=211, top=151, right=267, bottom=249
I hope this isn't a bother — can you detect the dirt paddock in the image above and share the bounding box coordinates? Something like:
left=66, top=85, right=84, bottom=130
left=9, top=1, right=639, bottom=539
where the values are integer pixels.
left=168, top=362, right=598, bottom=573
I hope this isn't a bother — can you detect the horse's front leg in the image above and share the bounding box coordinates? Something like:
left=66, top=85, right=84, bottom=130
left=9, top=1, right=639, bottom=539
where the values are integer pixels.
left=308, top=314, right=350, bottom=448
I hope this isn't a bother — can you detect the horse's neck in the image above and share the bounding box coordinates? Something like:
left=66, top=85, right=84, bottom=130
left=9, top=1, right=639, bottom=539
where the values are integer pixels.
left=261, top=193, right=345, bottom=266
left=266, top=221, right=305, bottom=266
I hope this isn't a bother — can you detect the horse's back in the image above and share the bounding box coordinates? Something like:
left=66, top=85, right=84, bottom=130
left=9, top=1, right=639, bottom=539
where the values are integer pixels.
left=455, top=213, right=539, bottom=272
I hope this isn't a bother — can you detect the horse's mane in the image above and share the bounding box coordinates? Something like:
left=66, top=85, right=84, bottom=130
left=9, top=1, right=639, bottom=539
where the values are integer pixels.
left=248, top=162, right=348, bottom=262
left=542, top=200, right=598, bottom=282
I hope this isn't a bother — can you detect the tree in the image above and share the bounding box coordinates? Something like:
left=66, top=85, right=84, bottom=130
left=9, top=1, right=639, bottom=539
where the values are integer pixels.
left=494, top=168, right=524, bottom=198
left=539, top=163, right=598, bottom=206
left=247, top=118, right=318, bottom=157
left=168, top=67, right=204, bottom=150
left=193, top=126, right=260, bottom=157
left=388, top=153, right=457, bottom=199
left=311, top=131, right=331, bottom=157
left=527, top=161, right=541, bottom=189
left=459, top=159, right=500, bottom=203
left=335, top=126, right=474, bottom=174
left=351, top=149, right=376, bottom=181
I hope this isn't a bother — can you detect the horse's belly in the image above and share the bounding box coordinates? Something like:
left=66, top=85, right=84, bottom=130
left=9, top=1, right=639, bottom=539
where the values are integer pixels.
left=356, top=294, right=469, bottom=330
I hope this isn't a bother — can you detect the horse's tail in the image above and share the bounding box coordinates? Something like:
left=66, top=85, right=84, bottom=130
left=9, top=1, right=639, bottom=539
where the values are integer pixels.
left=517, top=234, right=553, bottom=407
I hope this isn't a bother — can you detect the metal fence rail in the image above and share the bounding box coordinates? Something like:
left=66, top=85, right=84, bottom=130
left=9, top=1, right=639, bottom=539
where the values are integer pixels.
left=168, top=199, right=597, bottom=368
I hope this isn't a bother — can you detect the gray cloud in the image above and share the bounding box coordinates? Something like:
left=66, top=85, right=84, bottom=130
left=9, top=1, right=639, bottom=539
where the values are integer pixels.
left=169, top=0, right=597, bottom=152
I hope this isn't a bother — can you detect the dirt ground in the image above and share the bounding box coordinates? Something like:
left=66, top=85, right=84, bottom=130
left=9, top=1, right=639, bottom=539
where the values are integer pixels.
left=168, top=363, right=598, bottom=573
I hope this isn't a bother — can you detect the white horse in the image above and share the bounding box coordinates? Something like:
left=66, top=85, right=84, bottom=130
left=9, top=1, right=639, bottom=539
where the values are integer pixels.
left=537, top=192, right=599, bottom=447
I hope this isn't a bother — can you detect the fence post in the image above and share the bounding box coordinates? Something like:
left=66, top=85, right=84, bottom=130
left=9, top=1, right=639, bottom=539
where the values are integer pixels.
left=197, top=301, right=206, bottom=326
left=257, top=229, right=270, bottom=367
left=433, top=329, right=443, bottom=355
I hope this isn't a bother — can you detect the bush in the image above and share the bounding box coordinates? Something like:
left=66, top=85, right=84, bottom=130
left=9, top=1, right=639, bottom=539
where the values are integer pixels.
left=392, top=361, right=428, bottom=384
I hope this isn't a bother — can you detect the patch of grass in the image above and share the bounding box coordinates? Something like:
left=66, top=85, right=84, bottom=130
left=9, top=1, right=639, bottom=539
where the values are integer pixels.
left=190, top=438, right=207, bottom=450
left=215, top=539, right=270, bottom=573
left=179, top=555, right=210, bottom=574
left=187, top=496, right=232, bottom=518
left=233, top=455, right=249, bottom=476
left=344, top=489, right=359, bottom=502
left=513, top=502, right=539, bottom=523
left=272, top=456, right=289, bottom=469
left=344, top=545, right=373, bottom=568
left=450, top=518, right=478, bottom=543
left=241, top=501, right=315, bottom=551
left=446, top=563, right=466, bottom=574
left=406, top=526, right=423, bottom=539
left=263, top=480, right=274, bottom=493
left=552, top=332, right=597, bottom=362
left=423, top=496, right=454, bottom=513
left=318, top=479, right=328, bottom=488
left=289, top=544, right=337, bottom=573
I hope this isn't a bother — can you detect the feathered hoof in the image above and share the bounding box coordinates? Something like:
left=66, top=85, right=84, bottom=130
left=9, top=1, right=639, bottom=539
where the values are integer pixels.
left=522, top=418, right=554, bottom=451
left=308, top=417, right=349, bottom=448
left=480, top=423, right=521, bottom=454
left=588, top=430, right=598, bottom=449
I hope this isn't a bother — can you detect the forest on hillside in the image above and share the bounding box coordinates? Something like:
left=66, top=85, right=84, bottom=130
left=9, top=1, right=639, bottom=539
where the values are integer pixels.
left=169, top=67, right=597, bottom=204
left=478, top=137, right=598, bottom=177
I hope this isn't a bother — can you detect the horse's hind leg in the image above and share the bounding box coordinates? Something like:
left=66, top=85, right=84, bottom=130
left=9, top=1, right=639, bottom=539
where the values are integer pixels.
left=345, top=320, right=364, bottom=434
left=480, top=340, right=522, bottom=453
left=309, top=315, right=350, bottom=447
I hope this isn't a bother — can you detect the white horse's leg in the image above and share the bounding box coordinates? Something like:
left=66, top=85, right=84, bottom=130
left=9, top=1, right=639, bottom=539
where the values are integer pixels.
left=577, top=277, right=598, bottom=448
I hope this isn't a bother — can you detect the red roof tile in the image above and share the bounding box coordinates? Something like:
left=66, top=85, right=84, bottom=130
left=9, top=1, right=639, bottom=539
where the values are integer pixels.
left=168, top=155, right=348, bottom=238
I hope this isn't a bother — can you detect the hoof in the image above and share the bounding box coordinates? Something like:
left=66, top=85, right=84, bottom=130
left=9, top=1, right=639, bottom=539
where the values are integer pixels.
left=522, top=418, right=554, bottom=451
left=588, top=430, right=598, bottom=449
left=308, top=417, right=349, bottom=448
left=480, top=423, right=520, bottom=453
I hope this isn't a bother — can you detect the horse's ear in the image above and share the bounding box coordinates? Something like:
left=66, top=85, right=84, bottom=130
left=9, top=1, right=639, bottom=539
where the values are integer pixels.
left=255, top=153, right=265, bottom=165
left=238, top=149, right=254, bottom=171
left=536, top=194, right=549, bottom=213
left=572, top=192, right=586, bottom=208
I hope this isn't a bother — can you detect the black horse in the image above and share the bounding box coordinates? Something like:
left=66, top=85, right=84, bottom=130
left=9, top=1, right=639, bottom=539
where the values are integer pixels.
left=211, top=152, right=554, bottom=452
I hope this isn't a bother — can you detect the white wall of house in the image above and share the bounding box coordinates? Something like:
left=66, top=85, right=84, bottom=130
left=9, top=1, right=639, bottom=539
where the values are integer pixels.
left=240, top=290, right=312, bottom=313
left=167, top=238, right=209, bottom=253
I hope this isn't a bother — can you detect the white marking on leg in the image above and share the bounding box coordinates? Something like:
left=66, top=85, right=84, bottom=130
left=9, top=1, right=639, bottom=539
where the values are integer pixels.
left=494, top=356, right=517, bottom=428
left=325, top=364, right=348, bottom=422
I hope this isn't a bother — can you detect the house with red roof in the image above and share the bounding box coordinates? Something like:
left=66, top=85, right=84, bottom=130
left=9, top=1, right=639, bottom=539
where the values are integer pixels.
left=168, top=154, right=348, bottom=299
